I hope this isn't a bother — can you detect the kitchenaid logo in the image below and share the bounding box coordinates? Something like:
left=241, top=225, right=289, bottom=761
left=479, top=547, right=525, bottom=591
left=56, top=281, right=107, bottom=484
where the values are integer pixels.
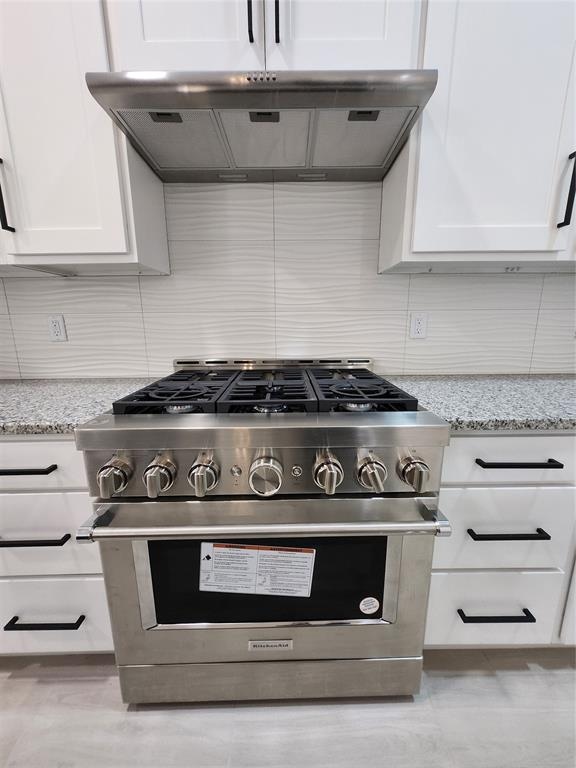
left=248, top=640, right=293, bottom=652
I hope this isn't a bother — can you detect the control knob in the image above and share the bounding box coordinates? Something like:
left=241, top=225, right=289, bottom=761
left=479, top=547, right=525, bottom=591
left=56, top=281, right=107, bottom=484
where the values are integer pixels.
left=96, top=455, right=133, bottom=499
left=188, top=453, right=219, bottom=497
left=313, top=451, right=343, bottom=496
left=399, top=456, right=431, bottom=493
left=143, top=454, right=177, bottom=498
left=249, top=457, right=283, bottom=497
left=357, top=454, right=387, bottom=493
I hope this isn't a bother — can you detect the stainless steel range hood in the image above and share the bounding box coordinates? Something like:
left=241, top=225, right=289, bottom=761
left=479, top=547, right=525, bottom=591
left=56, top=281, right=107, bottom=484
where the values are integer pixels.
left=86, top=70, right=437, bottom=183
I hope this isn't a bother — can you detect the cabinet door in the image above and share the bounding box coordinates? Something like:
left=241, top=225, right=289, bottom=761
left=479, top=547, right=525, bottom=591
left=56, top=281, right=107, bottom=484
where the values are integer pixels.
left=106, top=0, right=266, bottom=71
left=265, top=0, right=420, bottom=70
left=412, top=0, right=576, bottom=253
left=0, top=1, right=127, bottom=255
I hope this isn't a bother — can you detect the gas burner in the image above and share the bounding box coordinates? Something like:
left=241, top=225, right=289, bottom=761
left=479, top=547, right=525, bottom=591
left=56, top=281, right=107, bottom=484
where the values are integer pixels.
left=112, top=370, right=238, bottom=414
left=217, top=369, right=317, bottom=413
left=308, top=368, right=418, bottom=413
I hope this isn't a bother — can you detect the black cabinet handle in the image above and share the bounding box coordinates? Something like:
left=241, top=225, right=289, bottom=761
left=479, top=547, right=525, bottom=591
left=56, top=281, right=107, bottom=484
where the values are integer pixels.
left=0, top=533, right=71, bottom=548
left=557, top=151, right=576, bottom=228
left=0, top=158, right=15, bottom=233
left=275, top=0, right=280, bottom=43
left=0, top=464, right=58, bottom=477
left=467, top=527, right=551, bottom=542
left=247, top=0, right=254, bottom=43
left=457, top=608, right=536, bottom=624
left=4, top=615, right=86, bottom=631
left=475, top=458, right=564, bottom=470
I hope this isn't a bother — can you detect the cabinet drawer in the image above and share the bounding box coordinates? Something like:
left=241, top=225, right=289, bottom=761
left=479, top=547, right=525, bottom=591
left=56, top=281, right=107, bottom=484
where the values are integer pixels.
left=425, top=571, right=564, bottom=647
left=0, top=576, right=112, bottom=654
left=434, top=487, right=576, bottom=570
left=0, top=492, right=101, bottom=576
left=0, top=439, right=86, bottom=491
left=442, top=435, right=576, bottom=486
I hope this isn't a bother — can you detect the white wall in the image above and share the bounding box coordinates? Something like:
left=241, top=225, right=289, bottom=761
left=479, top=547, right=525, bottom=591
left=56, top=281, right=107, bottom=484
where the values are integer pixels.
left=0, top=182, right=574, bottom=378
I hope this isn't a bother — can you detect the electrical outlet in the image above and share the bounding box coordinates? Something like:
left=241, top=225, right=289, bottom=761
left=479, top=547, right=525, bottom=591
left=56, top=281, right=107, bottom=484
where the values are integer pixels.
left=409, top=312, right=428, bottom=339
left=48, top=314, right=68, bottom=342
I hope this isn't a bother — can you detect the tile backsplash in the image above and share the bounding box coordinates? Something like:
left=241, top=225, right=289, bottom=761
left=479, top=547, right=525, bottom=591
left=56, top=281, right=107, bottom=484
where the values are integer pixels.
left=1, top=182, right=574, bottom=378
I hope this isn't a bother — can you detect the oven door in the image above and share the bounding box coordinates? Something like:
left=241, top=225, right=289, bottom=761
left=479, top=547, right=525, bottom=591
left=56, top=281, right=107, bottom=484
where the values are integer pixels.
left=79, top=497, right=449, bottom=665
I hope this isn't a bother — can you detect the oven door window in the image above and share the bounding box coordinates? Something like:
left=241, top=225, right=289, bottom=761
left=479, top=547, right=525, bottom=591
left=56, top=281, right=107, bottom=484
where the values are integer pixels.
left=147, top=537, right=387, bottom=624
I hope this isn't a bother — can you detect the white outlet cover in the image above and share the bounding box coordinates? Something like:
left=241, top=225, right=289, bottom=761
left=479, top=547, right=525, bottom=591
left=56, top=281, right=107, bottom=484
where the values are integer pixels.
left=409, top=312, right=428, bottom=339
left=48, top=314, right=68, bottom=342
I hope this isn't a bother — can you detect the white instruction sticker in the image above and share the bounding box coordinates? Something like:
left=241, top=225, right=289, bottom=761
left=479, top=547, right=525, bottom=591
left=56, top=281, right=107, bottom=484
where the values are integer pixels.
left=359, top=597, right=380, bottom=615
left=199, top=542, right=315, bottom=598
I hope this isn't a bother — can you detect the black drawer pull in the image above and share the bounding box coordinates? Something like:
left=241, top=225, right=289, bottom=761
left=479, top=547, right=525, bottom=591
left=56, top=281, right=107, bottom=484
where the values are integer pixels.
left=0, top=158, right=15, bottom=232
left=457, top=608, right=536, bottom=624
left=0, top=533, right=71, bottom=548
left=274, top=0, right=280, bottom=43
left=0, top=464, right=58, bottom=477
left=247, top=0, right=254, bottom=43
left=475, top=458, right=564, bottom=470
left=467, top=527, right=551, bottom=542
left=557, top=150, right=576, bottom=228
left=3, top=614, right=86, bottom=631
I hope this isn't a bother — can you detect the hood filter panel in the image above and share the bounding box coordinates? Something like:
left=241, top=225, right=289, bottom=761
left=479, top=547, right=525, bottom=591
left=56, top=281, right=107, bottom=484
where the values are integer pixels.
left=312, top=107, right=415, bottom=168
left=117, top=109, right=230, bottom=170
left=218, top=110, right=311, bottom=168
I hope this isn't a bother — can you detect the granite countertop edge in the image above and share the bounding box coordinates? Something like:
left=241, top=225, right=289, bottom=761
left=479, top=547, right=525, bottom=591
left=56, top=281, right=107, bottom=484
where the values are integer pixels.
left=0, top=375, right=574, bottom=436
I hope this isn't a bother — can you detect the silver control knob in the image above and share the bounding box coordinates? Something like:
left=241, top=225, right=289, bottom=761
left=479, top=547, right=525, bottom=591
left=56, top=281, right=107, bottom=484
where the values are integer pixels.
left=249, top=457, right=283, bottom=497
left=96, top=455, right=132, bottom=499
left=187, top=453, right=219, bottom=498
left=399, top=457, right=431, bottom=493
left=143, top=454, right=176, bottom=498
left=313, top=451, right=344, bottom=496
left=357, top=455, right=387, bottom=493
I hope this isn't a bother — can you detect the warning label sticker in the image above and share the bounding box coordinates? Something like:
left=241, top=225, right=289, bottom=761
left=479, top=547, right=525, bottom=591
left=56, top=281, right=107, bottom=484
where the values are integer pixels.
left=199, top=542, right=315, bottom=598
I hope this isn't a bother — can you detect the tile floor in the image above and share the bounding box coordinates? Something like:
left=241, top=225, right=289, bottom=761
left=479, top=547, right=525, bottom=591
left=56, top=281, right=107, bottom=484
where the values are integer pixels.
left=0, top=649, right=574, bottom=768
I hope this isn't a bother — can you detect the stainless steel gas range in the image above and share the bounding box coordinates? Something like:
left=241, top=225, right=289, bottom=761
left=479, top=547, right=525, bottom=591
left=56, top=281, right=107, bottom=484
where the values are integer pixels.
left=75, top=359, right=450, bottom=704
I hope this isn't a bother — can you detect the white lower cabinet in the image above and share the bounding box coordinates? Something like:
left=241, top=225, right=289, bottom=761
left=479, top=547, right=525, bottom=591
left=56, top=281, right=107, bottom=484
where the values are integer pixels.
left=434, top=486, right=576, bottom=571
left=0, top=492, right=101, bottom=576
left=0, top=576, right=112, bottom=654
left=0, top=439, right=87, bottom=491
left=425, top=571, right=565, bottom=647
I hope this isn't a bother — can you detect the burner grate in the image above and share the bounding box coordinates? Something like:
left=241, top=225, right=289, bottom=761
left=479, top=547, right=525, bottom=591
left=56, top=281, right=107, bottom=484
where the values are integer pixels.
left=112, top=370, right=238, bottom=414
left=217, top=369, right=317, bottom=413
left=308, top=368, right=418, bottom=413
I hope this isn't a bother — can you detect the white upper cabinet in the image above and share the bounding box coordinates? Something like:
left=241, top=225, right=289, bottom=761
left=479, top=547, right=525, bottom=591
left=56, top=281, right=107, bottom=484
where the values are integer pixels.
left=0, top=0, right=168, bottom=274
left=412, top=0, right=576, bottom=254
left=105, top=0, right=266, bottom=71
left=0, top=1, right=126, bottom=255
left=264, top=0, right=421, bottom=70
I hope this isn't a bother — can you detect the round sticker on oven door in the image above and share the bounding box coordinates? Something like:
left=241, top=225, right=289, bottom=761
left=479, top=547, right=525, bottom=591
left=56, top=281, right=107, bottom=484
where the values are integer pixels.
left=359, top=597, right=380, bottom=615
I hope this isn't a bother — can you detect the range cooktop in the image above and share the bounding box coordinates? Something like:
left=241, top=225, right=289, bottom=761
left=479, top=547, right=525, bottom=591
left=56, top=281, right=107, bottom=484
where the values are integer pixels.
left=112, top=362, right=417, bottom=415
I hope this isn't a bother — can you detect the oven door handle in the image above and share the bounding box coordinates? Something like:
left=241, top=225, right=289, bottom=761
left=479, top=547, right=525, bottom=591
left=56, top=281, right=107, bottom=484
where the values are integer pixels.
left=76, top=502, right=451, bottom=542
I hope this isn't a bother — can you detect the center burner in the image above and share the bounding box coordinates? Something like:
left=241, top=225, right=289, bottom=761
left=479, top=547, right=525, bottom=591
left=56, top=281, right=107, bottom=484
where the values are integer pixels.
left=217, top=369, right=317, bottom=413
left=308, top=368, right=418, bottom=412
left=112, top=370, right=238, bottom=414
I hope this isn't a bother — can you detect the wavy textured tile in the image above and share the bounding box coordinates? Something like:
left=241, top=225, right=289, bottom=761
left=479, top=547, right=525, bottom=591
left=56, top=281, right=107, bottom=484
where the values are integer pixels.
left=531, top=310, right=576, bottom=373
left=11, top=314, right=147, bottom=378
left=165, top=184, right=273, bottom=240
left=409, top=274, right=543, bottom=310
left=540, top=274, right=576, bottom=309
left=405, top=310, right=538, bottom=374
left=276, top=309, right=405, bottom=373
left=141, top=241, right=274, bottom=313
left=275, top=241, right=408, bottom=310
left=0, top=316, right=19, bottom=378
left=144, top=312, right=275, bottom=374
left=274, top=182, right=381, bottom=240
left=5, top=277, right=141, bottom=314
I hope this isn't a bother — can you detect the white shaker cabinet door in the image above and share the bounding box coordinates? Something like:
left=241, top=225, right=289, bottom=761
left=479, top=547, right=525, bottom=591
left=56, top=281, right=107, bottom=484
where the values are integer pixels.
left=0, top=0, right=127, bottom=255
left=412, top=0, right=576, bottom=254
left=265, top=0, right=421, bottom=70
left=105, top=0, right=266, bottom=71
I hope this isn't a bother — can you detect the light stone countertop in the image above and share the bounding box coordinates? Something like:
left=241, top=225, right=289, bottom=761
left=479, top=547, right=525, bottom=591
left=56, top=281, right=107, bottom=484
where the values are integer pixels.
left=0, top=375, right=574, bottom=436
